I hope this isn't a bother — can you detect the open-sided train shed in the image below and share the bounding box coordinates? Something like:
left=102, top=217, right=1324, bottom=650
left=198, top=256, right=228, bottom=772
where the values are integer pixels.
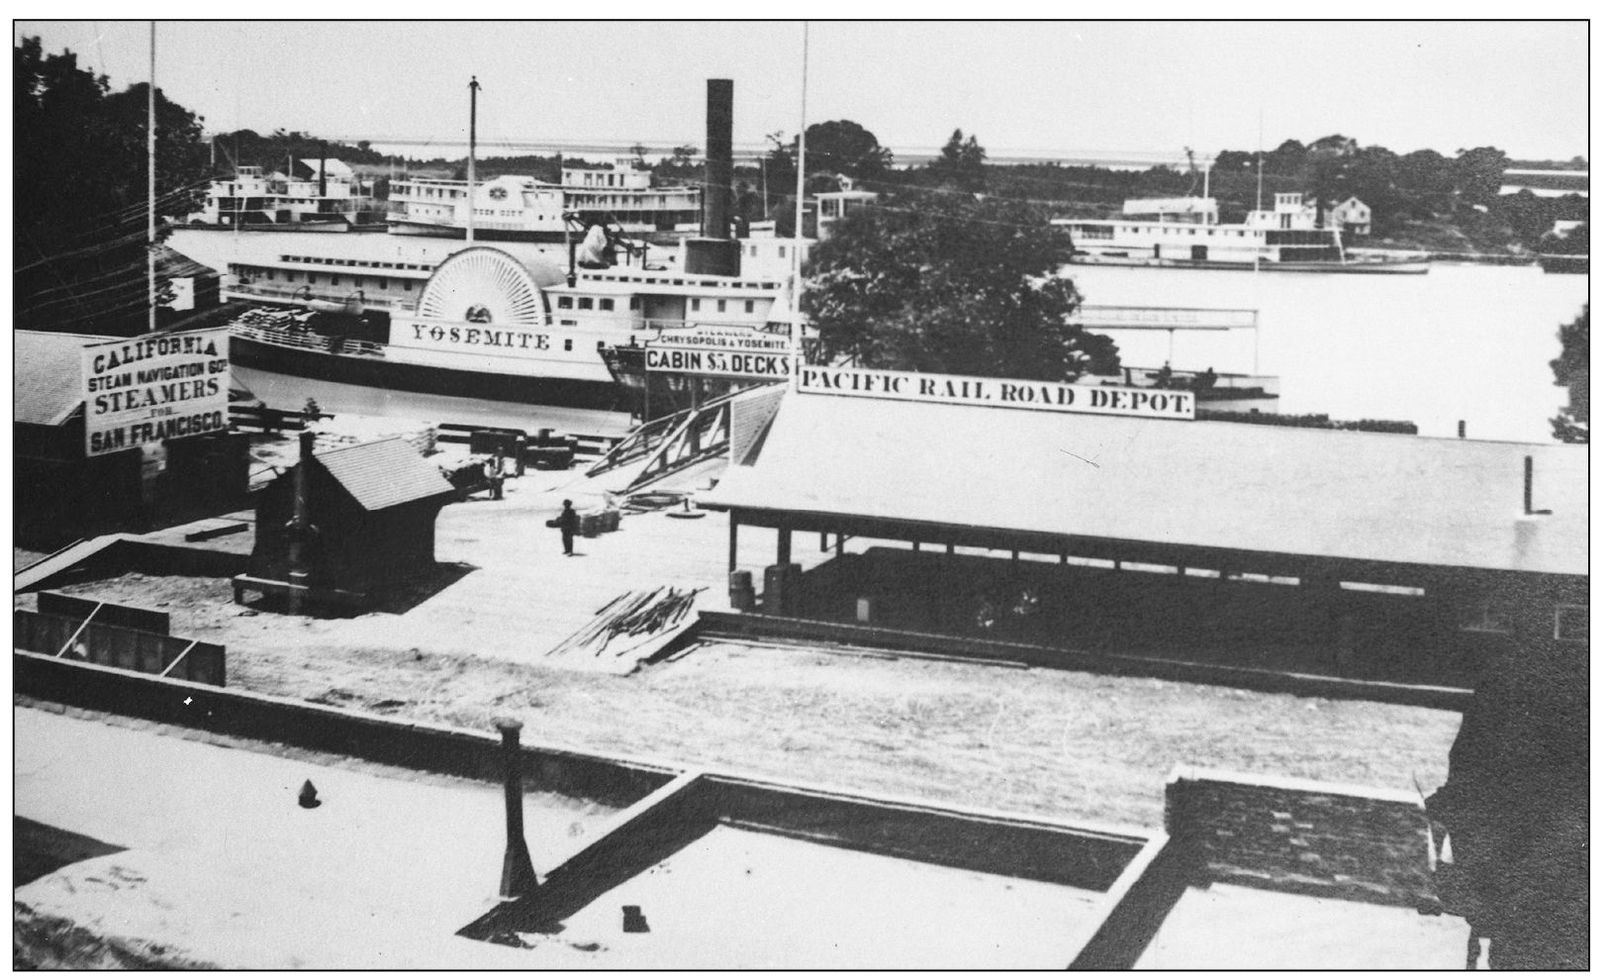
left=701, top=390, right=1587, bottom=684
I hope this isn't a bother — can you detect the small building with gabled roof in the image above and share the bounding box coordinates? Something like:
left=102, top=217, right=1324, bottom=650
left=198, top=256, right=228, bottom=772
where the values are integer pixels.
left=247, top=434, right=458, bottom=599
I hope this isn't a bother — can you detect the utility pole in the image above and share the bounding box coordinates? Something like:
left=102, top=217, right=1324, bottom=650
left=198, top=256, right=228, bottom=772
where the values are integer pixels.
left=467, top=76, right=479, bottom=243
left=790, top=22, right=809, bottom=394
left=147, top=21, right=157, bottom=334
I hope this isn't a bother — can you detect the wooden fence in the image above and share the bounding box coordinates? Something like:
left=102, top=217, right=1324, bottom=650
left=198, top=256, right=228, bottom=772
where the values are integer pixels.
left=14, top=609, right=225, bottom=687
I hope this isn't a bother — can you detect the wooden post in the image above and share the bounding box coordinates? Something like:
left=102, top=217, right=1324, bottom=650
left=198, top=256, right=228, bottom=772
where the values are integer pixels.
left=728, top=514, right=739, bottom=574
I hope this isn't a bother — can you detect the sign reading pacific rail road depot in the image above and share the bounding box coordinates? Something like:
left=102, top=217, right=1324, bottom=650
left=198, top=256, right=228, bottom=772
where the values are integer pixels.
left=82, top=328, right=231, bottom=456
left=646, top=323, right=792, bottom=380
left=797, top=366, right=1196, bottom=420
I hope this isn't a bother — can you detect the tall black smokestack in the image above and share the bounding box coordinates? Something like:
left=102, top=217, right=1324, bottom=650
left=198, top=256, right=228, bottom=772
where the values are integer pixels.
left=685, top=79, right=741, bottom=276
left=704, top=79, right=733, bottom=239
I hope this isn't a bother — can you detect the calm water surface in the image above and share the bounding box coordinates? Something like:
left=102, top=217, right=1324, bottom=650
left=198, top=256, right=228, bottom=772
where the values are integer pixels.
left=192, top=229, right=1586, bottom=444
left=1065, top=262, right=1587, bottom=443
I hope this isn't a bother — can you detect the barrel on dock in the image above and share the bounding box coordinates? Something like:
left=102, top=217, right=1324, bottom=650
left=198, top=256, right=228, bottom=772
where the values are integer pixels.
left=729, top=570, right=756, bottom=612
left=762, top=563, right=803, bottom=617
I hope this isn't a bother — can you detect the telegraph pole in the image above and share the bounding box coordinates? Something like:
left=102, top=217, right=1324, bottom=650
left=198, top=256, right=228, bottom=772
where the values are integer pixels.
left=467, top=76, right=480, bottom=243
left=148, top=21, right=157, bottom=333
left=790, top=22, right=809, bottom=393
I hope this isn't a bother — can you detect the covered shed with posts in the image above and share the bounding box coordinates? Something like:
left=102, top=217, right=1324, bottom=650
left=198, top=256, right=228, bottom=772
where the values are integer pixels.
left=699, top=383, right=1587, bottom=691
left=238, top=434, right=458, bottom=608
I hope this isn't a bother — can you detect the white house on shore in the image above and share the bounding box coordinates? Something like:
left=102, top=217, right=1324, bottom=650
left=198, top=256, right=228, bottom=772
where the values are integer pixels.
left=1325, top=196, right=1372, bottom=236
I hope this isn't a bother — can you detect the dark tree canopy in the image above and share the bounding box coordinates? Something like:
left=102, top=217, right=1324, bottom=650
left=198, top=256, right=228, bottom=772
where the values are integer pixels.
left=1453, top=146, right=1511, bottom=206
left=802, top=191, right=1117, bottom=381
left=1549, top=305, right=1588, bottom=443
left=930, top=129, right=988, bottom=192
left=15, top=36, right=210, bottom=335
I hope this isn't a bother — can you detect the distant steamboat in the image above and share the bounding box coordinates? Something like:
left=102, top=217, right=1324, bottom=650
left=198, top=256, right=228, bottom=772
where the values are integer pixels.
left=1054, top=193, right=1428, bottom=274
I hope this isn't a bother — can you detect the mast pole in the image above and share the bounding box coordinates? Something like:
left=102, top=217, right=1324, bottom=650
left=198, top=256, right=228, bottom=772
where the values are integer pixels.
left=467, top=76, right=479, bottom=243
left=148, top=21, right=157, bottom=333
left=790, top=22, right=809, bottom=393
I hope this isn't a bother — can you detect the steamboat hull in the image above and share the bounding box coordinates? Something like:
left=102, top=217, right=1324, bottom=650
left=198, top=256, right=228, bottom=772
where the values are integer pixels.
left=1068, top=254, right=1430, bottom=275
left=385, top=220, right=572, bottom=244
left=231, top=334, right=628, bottom=411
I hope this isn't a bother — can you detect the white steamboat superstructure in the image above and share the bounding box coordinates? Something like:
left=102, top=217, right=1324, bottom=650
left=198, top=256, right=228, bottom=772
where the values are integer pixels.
left=388, top=161, right=701, bottom=240
left=189, top=161, right=384, bottom=229
left=1054, top=193, right=1426, bottom=273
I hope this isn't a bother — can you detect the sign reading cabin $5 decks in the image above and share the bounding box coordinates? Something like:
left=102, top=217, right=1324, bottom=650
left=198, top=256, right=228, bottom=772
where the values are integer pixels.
left=646, top=324, right=792, bottom=380
left=82, top=329, right=231, bottom=457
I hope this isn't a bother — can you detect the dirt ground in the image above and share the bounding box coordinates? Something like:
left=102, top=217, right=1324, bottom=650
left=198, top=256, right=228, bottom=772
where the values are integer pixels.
left=19, top=568, right=1461, bottom=830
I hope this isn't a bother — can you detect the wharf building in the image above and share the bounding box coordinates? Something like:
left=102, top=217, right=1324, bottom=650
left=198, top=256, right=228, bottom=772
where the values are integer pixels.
left=14, top=329, right=248, bottom=548
left=701, top=376, right=1587, bottom=693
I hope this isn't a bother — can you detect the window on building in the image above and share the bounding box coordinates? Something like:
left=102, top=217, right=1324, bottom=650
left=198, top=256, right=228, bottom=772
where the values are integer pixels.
left=779, top=246, right=786, bottom=259
left=718, top=299, right=727, bottom=313
left=629, top=297, right=641, bottom=310
left=267, top=269, right=276, bottom=281
left=331, top=275, right=341, bottom=286
left=1460, top=601, right=1515, bottom=634
left=1555, top=605, right=1588, bottom=643
left=691, top=299, right=701, bottom=311
left=599, top=298, right=615, bottom=311
left=564, top=338, right=573, bottom=352
left=403, top=280, right=412, bottom=291
left=558, top=296, right=573, bottom=309
left=579, top=297, right=594, bottom=310
left=745, top=299, right=755, bottom=314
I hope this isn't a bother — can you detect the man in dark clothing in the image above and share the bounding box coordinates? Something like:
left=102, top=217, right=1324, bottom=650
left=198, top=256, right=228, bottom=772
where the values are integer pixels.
left=556, top=499, right=579, bottom=555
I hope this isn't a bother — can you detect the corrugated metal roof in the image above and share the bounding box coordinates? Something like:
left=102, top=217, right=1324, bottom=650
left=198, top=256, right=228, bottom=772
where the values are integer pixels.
left=15, top=330, right=100, bottom=426
left=315, top=438, right=456, bottom=511
left=702, top=392, right=1588, bottom=578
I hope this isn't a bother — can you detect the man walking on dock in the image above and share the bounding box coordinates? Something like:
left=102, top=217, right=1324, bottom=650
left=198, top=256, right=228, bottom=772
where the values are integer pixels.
left=555, top=499, right=579, bottom=556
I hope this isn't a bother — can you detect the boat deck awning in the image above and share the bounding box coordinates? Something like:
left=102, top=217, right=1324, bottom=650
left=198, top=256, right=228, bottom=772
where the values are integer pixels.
left=700, top=392, right=1587, bottom=581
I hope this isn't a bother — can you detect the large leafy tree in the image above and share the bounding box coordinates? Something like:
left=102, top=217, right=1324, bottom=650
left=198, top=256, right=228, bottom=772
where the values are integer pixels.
left=802, top=191, right=1117, bottom=381
left=15, top=36, right=210, bottom=335
left=764, top=119, right=894, bottom=227
left=1549, top=305, right=1588, bottom=443
left=1453, top=146, right=1510, bottom=207
left=930, top=128, right=988, bottom=192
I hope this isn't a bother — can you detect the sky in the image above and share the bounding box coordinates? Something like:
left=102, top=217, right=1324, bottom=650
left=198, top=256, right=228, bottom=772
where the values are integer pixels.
left=14, top=19, right=1591, bottom=164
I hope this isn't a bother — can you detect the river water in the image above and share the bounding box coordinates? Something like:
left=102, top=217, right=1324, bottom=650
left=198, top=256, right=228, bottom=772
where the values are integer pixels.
left=1065, top=262, right=1587, bottom=443
left=192, top=226, right=1586, bottom=444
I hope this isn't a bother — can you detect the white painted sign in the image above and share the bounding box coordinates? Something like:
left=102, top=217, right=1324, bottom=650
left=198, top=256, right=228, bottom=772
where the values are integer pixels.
left=646, top=346, right=792, bottom=379
left=797, top=366, right=1196, bottom=420
left=82, top=328, right=232, bottom=456
left=647, top=323, right=792, bottom=378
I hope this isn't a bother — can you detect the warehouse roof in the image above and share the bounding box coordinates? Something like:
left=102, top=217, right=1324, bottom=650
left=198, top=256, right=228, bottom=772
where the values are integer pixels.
left=14, top=331, right=100, bottom=426
left=702, top=393, right=1588, bottom=578
left=316, top=438, right=455, bottom=511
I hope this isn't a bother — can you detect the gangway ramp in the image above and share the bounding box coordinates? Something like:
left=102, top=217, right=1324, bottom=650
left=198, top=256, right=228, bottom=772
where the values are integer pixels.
left=585, top=384, right=784, bottom=495
left=14, top=535, right=133, bottom=594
